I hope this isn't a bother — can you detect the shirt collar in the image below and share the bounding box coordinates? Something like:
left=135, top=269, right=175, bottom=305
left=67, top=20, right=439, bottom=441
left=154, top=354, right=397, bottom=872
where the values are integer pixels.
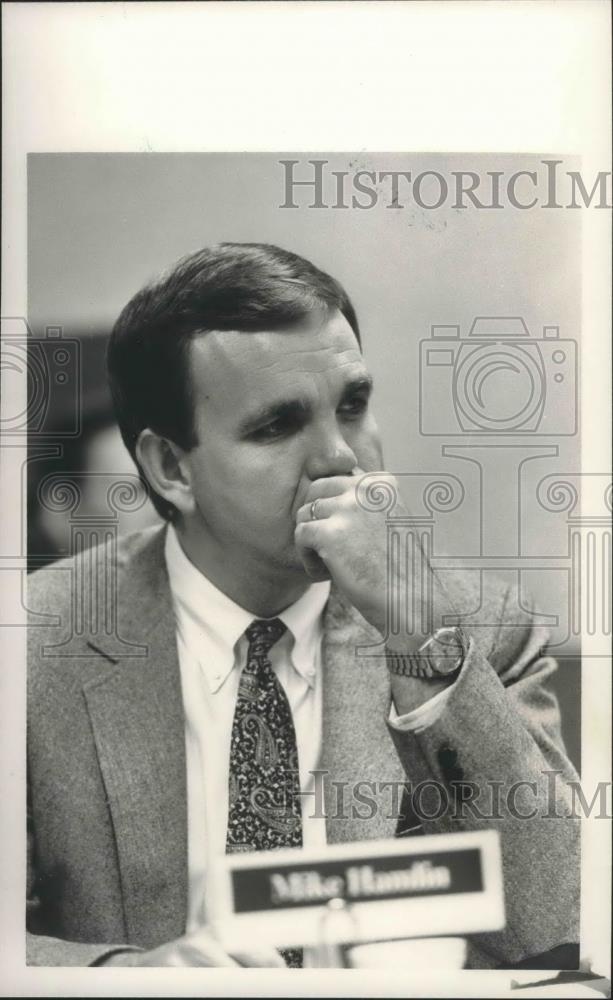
left=277, top=575, right=330, bottom=686
left=164, top=524, right=330, bottom=693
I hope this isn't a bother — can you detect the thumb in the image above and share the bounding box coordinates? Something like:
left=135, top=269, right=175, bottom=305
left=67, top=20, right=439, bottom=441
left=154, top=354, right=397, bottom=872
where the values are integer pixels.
left=299, top=545, right=331, bottom=582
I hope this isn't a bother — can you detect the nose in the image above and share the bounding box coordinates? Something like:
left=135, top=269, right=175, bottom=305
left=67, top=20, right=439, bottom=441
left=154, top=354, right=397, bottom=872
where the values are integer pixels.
left=304, top=422, right=357, bottom=481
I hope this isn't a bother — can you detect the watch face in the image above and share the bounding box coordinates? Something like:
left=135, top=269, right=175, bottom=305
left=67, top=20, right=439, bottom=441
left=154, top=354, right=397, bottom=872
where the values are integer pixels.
left=429, top=627, right=465, bottom=675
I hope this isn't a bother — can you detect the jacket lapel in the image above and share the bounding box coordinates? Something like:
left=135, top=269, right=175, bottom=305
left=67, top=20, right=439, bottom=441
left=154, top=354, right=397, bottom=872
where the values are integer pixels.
left=321, top=588, right=405, bottom=845
left=79, top=528, right=404, bottom=944
left=82, top=527, right=188, bottom=948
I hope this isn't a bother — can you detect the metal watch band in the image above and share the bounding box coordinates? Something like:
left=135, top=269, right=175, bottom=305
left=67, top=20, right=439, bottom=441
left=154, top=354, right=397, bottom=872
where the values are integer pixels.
left=385, top=626, right=468, bottom=679
left=385, top=650, right=442, bottom=679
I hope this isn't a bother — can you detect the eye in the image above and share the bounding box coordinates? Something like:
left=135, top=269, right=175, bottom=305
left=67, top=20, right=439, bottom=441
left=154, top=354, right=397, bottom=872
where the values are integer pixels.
left=249, top=411, right=306, bottom=442
left=338, top=394, right=369, bottom=419
left=250, top=419, right=288, bottom=442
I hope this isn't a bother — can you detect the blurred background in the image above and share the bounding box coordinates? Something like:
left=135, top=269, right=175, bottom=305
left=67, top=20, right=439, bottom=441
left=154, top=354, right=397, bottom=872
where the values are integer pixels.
left=25, top=331, right=159, bottom=564
left=26, top=153, right=582, bottom=767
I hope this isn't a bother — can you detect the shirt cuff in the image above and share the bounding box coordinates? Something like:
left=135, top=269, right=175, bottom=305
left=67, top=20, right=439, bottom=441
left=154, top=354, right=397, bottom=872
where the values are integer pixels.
left=389, top=680, right=457, bottom=734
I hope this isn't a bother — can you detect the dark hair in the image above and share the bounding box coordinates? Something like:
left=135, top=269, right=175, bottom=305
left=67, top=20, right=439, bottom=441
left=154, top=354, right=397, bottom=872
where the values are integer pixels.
left=106, top=242, right=360, bottom=519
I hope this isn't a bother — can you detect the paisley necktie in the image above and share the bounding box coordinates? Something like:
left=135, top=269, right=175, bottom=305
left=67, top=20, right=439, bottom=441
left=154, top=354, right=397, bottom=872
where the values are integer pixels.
left=226, top=617, right=303, bottom=967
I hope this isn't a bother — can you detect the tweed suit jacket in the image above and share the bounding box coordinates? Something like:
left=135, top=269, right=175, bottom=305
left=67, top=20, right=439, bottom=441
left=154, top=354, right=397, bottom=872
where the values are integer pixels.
left=26, top=525, right=580, bottom=968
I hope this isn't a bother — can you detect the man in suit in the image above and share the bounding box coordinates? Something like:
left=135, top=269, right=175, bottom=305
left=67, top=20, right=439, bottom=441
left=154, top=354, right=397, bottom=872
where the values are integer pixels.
left=27, top=243, right=579, bottom=968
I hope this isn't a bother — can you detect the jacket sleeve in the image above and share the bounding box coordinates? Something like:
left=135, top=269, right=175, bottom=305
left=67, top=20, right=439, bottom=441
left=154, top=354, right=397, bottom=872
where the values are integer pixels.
left=386, top=584, right=580, bottom=969
left=25, top=933, right=137, bottom=968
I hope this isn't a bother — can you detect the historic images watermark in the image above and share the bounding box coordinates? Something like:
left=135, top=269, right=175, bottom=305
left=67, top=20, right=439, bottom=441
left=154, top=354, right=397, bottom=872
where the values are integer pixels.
left=279, top=159, right=612, bottom=211
left=295, top=770, right=612, bottom=824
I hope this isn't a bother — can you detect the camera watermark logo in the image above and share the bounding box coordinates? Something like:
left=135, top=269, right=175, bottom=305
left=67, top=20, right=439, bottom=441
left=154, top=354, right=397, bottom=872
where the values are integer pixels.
left=419, top=317, right=577, bottom=437
left=1, top=316, right=150, bottom=655
left=1, top=317, right=79, bottom=627
left=0, top=316, right=81, bottom=437
left=359, top=313, right=610, bottom=658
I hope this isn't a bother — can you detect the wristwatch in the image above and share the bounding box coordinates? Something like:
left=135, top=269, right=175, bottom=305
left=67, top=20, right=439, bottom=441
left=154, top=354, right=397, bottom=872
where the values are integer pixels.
left=386, top=625, right=469, bottom=680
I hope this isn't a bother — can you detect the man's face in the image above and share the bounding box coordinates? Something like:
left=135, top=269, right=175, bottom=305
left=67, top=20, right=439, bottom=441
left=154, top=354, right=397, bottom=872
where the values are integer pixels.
left=182, top=307, right=383, bottom=583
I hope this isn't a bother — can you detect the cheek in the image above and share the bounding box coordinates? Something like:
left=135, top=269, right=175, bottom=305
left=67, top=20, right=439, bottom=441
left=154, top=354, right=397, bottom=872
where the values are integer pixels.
left=351, top=420, right=384, bottom=468
left=242, top=450, right=304, bottom=519
left=189, top=443, right=300, bottom=518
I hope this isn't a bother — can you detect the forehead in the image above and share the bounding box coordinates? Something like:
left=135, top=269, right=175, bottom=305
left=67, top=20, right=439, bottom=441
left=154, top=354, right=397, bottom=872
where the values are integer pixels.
left=188, top=309, right=366, bottom=410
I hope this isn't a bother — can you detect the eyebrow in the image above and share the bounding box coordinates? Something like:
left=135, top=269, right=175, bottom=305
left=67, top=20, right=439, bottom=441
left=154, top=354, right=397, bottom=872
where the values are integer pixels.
left=340, top=374, right=374, bottom=399
left=238, top=374, right=374, bottom=435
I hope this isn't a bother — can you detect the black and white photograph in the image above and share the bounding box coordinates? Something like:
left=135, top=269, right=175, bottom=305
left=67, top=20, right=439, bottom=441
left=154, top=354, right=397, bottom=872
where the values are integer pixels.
left=1, top=3, right=611, bottom=997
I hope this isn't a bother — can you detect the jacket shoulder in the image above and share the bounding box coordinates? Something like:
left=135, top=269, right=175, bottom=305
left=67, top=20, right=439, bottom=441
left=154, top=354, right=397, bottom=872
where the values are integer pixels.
left=27, top=525, right=167, bottom=687
left=27, top=525, right=164, bottom=615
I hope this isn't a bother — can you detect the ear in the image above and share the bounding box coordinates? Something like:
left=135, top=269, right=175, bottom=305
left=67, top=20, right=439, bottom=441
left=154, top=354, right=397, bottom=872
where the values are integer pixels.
left=135, top=428, right=196, bottom=517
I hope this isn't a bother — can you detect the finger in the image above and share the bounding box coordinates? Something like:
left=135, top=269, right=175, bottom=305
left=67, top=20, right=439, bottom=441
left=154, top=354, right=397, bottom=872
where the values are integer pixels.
left=179, top=941, right=240, bottom=967
left=295, top=521, right=336, bottom=564
left=300, top=547, right=331, bottom=581
left=294, top=523, right=331, bottom=579
left=180, top=929, right=242, bottom=967
left=295, top=519, right=330, bottom=553
left=295, top=495, right=335, bottom=525
left=304, top=475, right=355, bottom=504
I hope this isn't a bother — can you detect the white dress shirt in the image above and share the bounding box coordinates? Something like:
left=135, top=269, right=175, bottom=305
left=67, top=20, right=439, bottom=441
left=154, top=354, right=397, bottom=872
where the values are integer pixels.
left=164, top=524, right=454, bottom=936
left=165, top=525, right=330, bottom=933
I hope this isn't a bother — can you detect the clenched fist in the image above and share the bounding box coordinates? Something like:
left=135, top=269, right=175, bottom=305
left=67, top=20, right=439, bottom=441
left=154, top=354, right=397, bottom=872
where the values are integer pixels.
left=295, top=470, right=403, bottom=636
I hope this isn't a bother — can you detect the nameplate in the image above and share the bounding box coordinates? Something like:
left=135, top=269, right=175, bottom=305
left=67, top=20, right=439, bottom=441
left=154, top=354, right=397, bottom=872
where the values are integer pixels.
left=213, top=829, right=504, bottom=949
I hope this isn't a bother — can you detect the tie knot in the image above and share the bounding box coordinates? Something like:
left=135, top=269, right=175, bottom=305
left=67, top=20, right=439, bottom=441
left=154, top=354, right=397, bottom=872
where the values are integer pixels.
left=245, top=617, right=287, bottom=657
